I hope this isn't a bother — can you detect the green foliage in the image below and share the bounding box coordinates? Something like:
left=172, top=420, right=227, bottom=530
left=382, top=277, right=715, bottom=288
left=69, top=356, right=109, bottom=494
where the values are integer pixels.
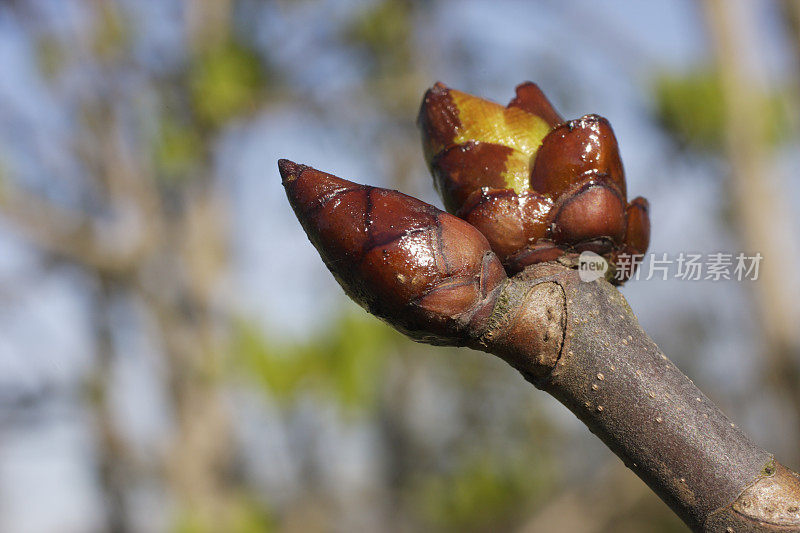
left=36, top=1, right=129, bottom=78
left=652, top=69, right=791, bottom=151
left=652, top=70, right=726, bottom=151
left=189, top=39, right=266, bottom=130
left=231, top=312, right=407, bottom=411
left=153, top=38, right=268, bottom=182
left=172, top=495, right=275, bottom=533
left=92, top=1, right=130, bottom=61
left=35, top=36, right=67, bottom=80
left=227, top=497, right=276, bottom=533
left=154, top=114, right=204, bottom=183
left=410, top=450, right=555, bottom=532
left=345, top=0, right=413, bottom=74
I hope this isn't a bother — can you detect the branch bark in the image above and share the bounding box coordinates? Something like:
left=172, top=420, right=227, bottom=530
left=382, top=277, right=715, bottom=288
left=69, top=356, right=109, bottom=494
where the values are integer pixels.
left=476, top=262, right=800, bottom=532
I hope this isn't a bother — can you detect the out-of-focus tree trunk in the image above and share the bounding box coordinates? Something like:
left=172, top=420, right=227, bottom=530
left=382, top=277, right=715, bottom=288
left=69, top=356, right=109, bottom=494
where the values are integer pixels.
left=148, top=188, right=234, bottom=530
left=89, top=280, right=131, bottom=533
left=703, top=0, right=800, bottom=462
left=0, top=1, right=239, bottom=530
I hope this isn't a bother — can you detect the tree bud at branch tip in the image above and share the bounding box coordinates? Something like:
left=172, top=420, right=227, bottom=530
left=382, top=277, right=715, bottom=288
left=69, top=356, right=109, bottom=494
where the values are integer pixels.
left=417, top=83, right=651, bottom=282
left=279, top=160, right=507, bottom=345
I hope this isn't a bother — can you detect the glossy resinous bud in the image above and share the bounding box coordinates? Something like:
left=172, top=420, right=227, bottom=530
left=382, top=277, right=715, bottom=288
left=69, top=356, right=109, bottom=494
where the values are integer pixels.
left=417, top=82, right=651, bottom=282
left=279, top=159, right=507, bottom=345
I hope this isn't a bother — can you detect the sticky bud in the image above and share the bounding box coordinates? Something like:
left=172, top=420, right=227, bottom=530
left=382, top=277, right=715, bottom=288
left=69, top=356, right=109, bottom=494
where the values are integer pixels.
left=279, top=160, right=507, bottom=345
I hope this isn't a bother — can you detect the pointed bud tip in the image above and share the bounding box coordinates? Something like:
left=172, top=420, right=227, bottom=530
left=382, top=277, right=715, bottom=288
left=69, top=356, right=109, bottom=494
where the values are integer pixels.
left=422, top=82, right=450, bottom=101
left=514, top=80, right=538, bottom=91
left=630, top=196, right=650, bottom=212
left=278, top=159, right=303, bottom=183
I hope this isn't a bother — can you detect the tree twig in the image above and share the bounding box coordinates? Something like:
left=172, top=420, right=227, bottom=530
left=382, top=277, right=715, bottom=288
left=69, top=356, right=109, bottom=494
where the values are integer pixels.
left=479, top=262, right=800, bottom=532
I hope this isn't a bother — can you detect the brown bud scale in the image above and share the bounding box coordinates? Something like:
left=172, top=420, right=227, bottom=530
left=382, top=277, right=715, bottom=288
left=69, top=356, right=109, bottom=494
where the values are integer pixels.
left=280, top=159, right=506, bottom=345
left=418, top=82, right=651, bottom=282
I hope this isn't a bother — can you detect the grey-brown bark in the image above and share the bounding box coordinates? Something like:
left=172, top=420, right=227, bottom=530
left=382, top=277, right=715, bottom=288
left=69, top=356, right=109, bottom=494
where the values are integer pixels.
left=471, top=262, right=800, bottom=532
